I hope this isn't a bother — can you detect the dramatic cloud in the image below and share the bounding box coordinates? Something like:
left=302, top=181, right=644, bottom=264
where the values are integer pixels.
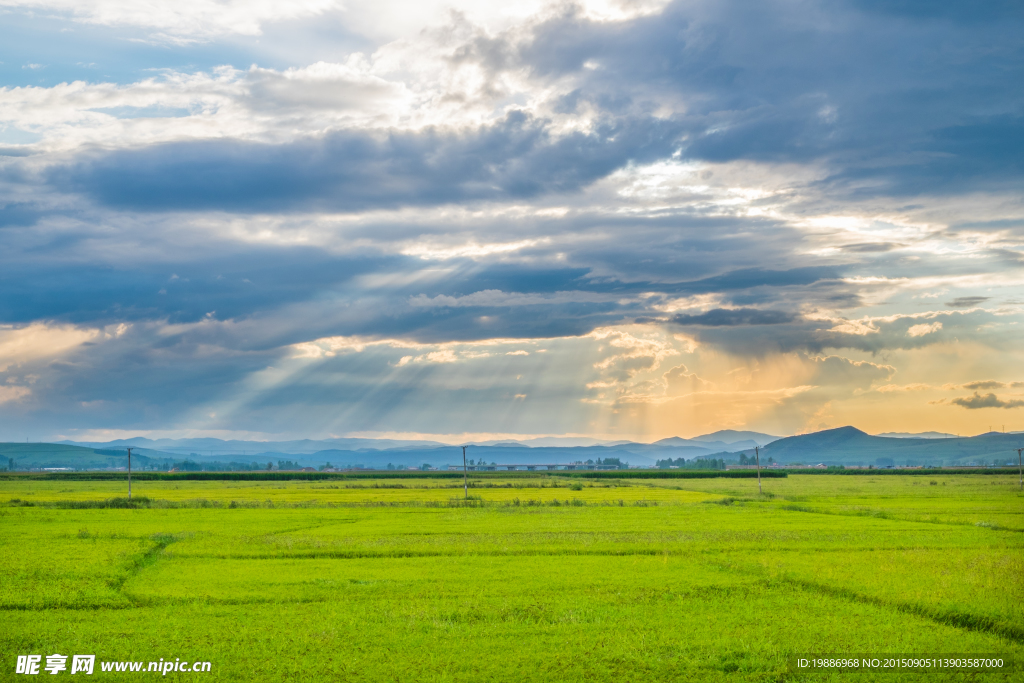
left=876, top=383, right=932, bottom=393
left=949, top=393, right=1024, bottom=410
left=1, top=0, right=1022, bottom=440
left=49, top=113, right=683, bottom=212
left=671, top=309, right=796, bottom=327
left=907, top=322, right=942, bottom=338
left=946, top=297, right=990, bottom=308
left=959, top=380, right=1024, bottom=391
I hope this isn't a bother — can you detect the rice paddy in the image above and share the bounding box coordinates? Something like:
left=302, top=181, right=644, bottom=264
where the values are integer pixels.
left=2, top=473, right=1021, bottom=681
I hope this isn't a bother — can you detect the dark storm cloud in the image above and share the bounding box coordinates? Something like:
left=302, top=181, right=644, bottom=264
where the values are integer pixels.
left=1, top=173, right=849, bottom=341
left=50, top=112, right=682, bottom=212
left=946, top=296, right=989, bottom=308
left=850, top=0, right=1024, bottom=23
left=841, top=243, right=900, bottom=253
left=669, top=267, right=842, bottom=295
left=671, top=308, right=795, bottom=326
left=0, top=218, right=642, bottom=345
left=523, top=212, right=818, bottom=286
left=0, top=322, right=283, bottom=433
left=670, top=309, right=995, bottom=357
left=962, top=380, right=1009, bottom=390
left=515, top=0, right=1024, bottom=198
left=0, top=245, right=402, bottom=326
left=950, top=392, right=1024, bottom=410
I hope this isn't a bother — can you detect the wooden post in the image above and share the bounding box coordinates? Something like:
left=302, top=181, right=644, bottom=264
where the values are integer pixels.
left=755, top=445, right=762, bottom=495
left=126, top=447, right=133, bottom=500
left=462, top=445, right=468, bottom=499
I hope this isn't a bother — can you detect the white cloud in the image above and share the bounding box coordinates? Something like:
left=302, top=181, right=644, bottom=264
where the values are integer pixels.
left=0, top=0, right=341, bottom=41
left=663, top=364, right=712, bottom=395
left=401, top=239, right=548, bottom=260
left=0, top=323, right=99, bottom=371
left=5, top=0, right=658, bottom=47
left=0, top=385, right=32, bottom=404
left=245, top=61, right=413, bottom=117
left=291, top=333, right=547, bottom=363
left=907, top=322, right=942, bottom=337
left=824, top=318, right=880, bottom=336
left=397, top=349, right=458, bottom=365
left=875, top=383, right=932, bottom=393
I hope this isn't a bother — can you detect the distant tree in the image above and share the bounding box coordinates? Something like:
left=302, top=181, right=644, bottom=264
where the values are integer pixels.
left=266, top=461, right=273, bottom=471
left=420, top=463, right=432, bottom=471
left=596, top=457, right=625, bottom=469
left=657, top=457, right=693, bottom=468
left=586, top=459, right=594, bottom=465
left=387, top=463, right=395, bottom=470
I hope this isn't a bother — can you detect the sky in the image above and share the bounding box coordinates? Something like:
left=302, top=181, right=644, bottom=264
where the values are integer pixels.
left=0, top=0, right=1022, bottom=444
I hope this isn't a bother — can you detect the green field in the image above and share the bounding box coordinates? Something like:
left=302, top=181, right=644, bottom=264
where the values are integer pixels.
left=2, top=474, right=1021, bottom=681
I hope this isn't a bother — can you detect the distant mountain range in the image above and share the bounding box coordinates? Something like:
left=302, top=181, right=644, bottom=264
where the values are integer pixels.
left=875, top=431, right=957, bottom=439
left=4, top=427, right=1018, bottom=470
left=758, top=426, right=1024, bottom=466
left=56, top=436, right=449, bottom=454
left=57, top=430, right=781, bottom=453
left=6, top=431, right=781, bottom=470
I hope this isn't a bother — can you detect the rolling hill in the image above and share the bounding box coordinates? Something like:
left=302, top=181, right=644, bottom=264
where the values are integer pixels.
left=0, top=443, right=177, bottom=470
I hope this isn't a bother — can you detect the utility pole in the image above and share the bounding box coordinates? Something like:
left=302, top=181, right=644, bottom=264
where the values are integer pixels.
left=755, top=445, right=762, bottom=495
left=462, top=445, right=468, bottom=500
left=1017, top=448, right=1022, bottom=492
left=126, top=447, right=133, bottom=500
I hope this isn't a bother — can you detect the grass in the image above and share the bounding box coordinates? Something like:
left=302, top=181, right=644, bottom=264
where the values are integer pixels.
left=0, top=477, right=718, bottom=506
left=1, top=474, right=1021, bottom=681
